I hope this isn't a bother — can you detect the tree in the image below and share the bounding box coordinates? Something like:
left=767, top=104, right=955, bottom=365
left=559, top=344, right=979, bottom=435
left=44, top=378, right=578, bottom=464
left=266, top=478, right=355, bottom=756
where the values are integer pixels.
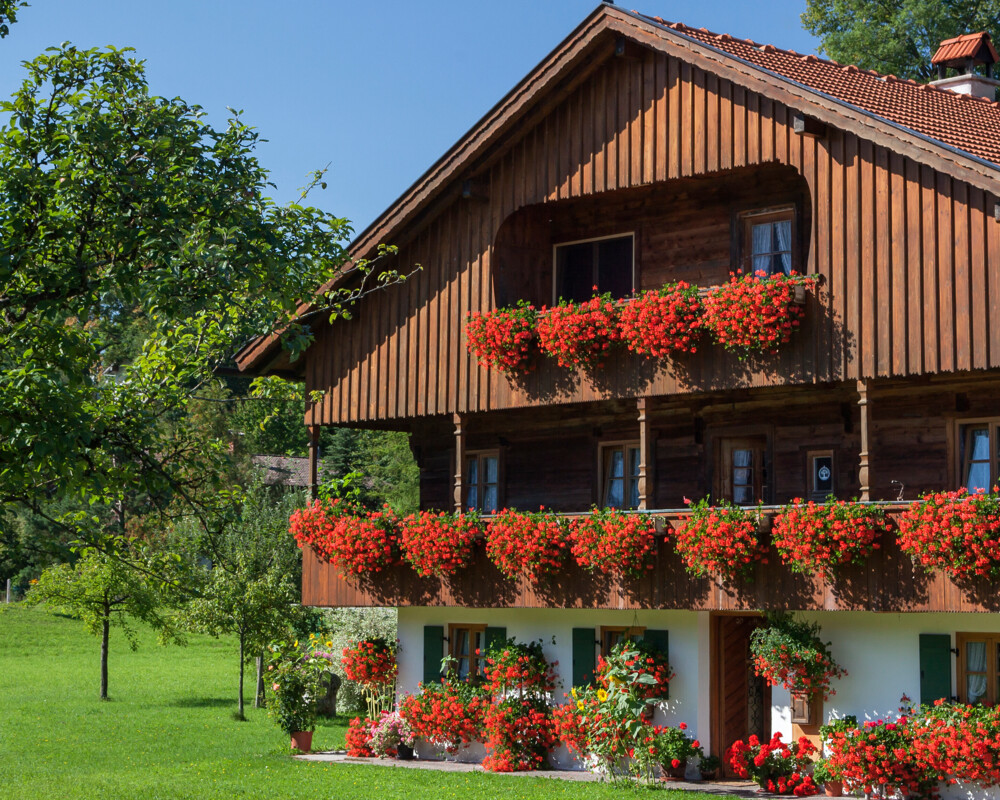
left=25, top=545, right=181, bottom=699
left=802, top=0, right=1000, bottom=81
left=0, top=43, right=408, bottom=561
left=179, top=482, right=307, bottom=719
left=0, top=0, right=25, bottom=38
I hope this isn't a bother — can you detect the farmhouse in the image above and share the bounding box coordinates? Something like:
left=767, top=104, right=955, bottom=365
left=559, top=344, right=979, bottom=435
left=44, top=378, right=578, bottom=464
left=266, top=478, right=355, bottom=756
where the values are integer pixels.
left=239, top=4, right=1000, bottom=771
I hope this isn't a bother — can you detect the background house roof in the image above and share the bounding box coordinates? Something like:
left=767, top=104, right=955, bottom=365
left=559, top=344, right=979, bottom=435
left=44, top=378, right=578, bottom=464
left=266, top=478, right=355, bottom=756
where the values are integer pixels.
left=931, top=32, right=1000, bottom=68
left=640, top=16, right=1000, bottom=167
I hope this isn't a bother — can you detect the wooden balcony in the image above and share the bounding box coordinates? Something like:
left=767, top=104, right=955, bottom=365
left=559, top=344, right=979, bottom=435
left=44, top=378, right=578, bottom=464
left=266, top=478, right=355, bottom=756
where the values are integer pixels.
left=300, top=504, right=999, bottom=613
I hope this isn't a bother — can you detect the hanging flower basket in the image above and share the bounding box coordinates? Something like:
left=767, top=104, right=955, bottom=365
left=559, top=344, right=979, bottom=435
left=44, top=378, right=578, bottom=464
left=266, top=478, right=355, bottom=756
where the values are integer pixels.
left=772, top=498, right=885, bottom=578
left=536, top=291, right=619, bottom=369
left=701, top=272, right=815, bottom=356
left=749, top=614, right=847, bottom=701
left=485, top=508, right=570, bottom=583
left=672, top=498, right=765, bottom=581
left=617, top=282, right=704, bottom=357
left=465, top=301, right=538, bottom=373
left=569, top=508, right=656, bottom=579
left=897, top=488, right=1000, bottom=581
left=289, top=500, right=400, bottom=577
left=399, top=510, right=482, bottom=578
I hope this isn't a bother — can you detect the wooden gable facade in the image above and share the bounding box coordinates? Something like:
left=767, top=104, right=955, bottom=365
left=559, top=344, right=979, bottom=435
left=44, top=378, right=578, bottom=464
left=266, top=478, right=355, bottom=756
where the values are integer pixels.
left=241, top=6, right=1000, bottom=613
left=292, top=7, right=1000, bottom=427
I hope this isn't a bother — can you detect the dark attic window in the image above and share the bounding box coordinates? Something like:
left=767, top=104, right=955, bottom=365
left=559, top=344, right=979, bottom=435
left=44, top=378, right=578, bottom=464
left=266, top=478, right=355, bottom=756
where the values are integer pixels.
left=554, top=233, right=634, bottom=303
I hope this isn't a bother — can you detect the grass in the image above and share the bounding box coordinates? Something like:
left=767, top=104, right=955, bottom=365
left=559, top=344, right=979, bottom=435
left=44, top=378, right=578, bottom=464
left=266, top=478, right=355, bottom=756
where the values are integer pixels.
left=0, top=605, right=720, bottom=800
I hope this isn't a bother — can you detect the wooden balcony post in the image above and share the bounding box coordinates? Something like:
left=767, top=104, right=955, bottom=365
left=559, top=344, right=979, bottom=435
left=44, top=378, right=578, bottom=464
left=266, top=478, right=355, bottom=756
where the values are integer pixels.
left=638, top=397, right=654, bottom=510
left=308, top=425, right=320, bottom=500
left=453, top=413, right=465, bottom=513
left=857, top=380, right=871, bottom=501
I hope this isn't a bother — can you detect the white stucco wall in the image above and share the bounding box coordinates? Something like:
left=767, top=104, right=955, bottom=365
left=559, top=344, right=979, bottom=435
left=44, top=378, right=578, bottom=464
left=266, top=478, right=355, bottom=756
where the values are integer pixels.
left=395, top=607, right=1000, bottom=780
left=397, top=606, right=705, bottom=769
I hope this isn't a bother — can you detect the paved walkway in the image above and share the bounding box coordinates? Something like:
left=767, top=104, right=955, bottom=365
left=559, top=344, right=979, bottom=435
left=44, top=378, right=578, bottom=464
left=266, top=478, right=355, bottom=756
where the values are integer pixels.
left=296, top=751, right=779, bottom=796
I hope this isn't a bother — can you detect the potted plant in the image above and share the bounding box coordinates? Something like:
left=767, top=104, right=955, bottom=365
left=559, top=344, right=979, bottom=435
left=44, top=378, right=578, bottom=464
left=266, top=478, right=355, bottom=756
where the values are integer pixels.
left=368, top=711, right=417, bottom=759
left=464, top=301, right=538, bottom=373
left=341, top=636, right=398, bottom=720
left=265, top=638, right=330, bottom=752
left=652, top=723, right=702, bottom=780
left=812, top=757, right=843, bottom=797
left=673, top=497, right=766, bottom=581
left=726, top=732, right=819, bottom=795
left=699, top=754, right=721, bottom=780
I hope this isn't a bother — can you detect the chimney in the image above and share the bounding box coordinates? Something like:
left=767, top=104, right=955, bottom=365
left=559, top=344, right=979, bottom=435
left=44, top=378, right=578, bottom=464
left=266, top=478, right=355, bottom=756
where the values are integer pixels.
left=929, top=32, right=1000, bottom=99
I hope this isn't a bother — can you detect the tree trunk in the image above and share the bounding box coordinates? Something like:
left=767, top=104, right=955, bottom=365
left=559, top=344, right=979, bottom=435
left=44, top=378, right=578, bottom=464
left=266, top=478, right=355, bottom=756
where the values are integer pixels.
left=236, top=631, right=245, bottom=720
left=5, top=578, right=11, bottom=603
left=255, top=654, right=266, bottom=708
left=100, top=600, right=110, bottom=701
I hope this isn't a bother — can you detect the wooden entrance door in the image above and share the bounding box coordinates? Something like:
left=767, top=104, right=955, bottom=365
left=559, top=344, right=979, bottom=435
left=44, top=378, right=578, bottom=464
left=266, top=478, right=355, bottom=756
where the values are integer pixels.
left=711, top=614, right=771, bottom=776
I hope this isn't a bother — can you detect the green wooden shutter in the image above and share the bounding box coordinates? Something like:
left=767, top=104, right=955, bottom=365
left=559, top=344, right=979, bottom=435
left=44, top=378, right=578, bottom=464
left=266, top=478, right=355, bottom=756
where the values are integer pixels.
left=572, top=627, right=597, bottom=688
left=484, top=626, right=507, bottom=653
left=643, top=629, right=670, bottom=699
left=423, top=625, right=444, bottom=685
left=919, top=633, right=952, bottom=704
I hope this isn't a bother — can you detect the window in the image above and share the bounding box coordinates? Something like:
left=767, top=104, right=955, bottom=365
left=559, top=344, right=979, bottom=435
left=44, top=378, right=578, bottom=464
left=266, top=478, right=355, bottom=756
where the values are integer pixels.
left=958, top=421, right=1000, bottom=492
left=808, top=450, right=835, bottom=501
left=554, top=233, right=634, bottom=304
left=600, top=625, right=645, bottom=657
left=740, top=209, right=794, bottom=276
left=957, top=632, right=1000, bottom=705
left=449, top=623, right=486, bottom=681
left=718, top=437, right=768, bottom=505
left=465, top=450, right=499, bottom=513
left=600, top=442, right=641, bottom=509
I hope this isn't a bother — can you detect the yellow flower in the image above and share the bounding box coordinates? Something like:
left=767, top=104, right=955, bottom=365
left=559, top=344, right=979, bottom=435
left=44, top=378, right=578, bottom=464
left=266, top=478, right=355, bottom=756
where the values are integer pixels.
left=571, top=687, right=578, bottom=699
left=597, top=689, right=609, bottom=702
left=294, top=640, right=298, bottom=648
left=326, top=640, right=333, bottom=648
left=577, top=701, right=585, bottom=711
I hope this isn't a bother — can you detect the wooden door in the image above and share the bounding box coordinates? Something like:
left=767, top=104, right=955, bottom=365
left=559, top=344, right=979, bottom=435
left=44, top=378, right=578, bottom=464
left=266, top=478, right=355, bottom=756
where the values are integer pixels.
left=711, top=614, right=771, bottom=776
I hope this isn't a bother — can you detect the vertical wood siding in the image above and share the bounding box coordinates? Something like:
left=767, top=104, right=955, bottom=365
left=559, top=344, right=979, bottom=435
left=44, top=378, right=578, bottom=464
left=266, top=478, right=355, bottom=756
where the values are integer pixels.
left=306, top=51, right=1000, bottom=426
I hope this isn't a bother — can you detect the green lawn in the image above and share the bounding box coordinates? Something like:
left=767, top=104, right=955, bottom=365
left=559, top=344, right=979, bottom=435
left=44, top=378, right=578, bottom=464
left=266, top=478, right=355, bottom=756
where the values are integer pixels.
left=0, top=605, right=715, bottom=799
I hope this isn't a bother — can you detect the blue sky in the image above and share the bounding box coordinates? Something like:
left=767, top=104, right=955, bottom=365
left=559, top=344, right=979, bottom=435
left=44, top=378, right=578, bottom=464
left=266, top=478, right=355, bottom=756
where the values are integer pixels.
left=0, top=1, right=820, bottom=237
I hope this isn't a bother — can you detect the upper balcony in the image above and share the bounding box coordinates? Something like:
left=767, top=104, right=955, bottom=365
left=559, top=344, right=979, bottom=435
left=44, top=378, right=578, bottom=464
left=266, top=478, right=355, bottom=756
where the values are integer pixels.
left=491, top=163, right=812, bottom=309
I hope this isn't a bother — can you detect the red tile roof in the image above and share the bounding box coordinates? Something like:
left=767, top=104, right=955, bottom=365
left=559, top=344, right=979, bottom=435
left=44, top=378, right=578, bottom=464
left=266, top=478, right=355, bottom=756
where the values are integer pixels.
left=931, top=32, right=999, bottom=66
left=639, top=15, right=1000, bottom=167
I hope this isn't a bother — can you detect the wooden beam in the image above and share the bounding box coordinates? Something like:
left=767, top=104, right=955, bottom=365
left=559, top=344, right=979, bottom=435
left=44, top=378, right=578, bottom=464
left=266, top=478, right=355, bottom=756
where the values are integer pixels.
left=308, top=425, right=320, bottom=500
left=453, top=413, right=466, bottom=513
left=857, top=380, right=871, bottom=501
left=791, top=111, right=826, bottom=138
left=637, top=397, right=654, bottom=510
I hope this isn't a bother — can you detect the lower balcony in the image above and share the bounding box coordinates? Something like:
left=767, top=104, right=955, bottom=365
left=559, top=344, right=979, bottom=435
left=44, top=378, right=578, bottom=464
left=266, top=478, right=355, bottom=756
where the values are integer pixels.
left=298, top=503, right=999, bottom=613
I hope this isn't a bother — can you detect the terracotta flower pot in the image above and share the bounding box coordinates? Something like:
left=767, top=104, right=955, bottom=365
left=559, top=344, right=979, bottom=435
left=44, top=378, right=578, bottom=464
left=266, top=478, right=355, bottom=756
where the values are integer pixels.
left=823, top=779, right=843, bottom=797
left=290, top=730, right=313, bottom=752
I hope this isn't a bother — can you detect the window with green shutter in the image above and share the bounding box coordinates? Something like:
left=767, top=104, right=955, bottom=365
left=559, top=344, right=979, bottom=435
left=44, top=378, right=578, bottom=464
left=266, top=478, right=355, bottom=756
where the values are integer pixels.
left=423, top=625, right=444, bottom=685
left=919, top=633, right=953, bottom=705
left=573, top=627, right=598, bottom=688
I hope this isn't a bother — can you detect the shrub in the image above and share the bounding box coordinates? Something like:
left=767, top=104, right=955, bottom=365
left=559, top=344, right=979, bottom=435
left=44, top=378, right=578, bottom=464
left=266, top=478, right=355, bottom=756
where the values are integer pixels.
left=482, top=697, right=556, bottom=772
left=399, top=679, right=488, bottom=756
left=483, top=637, right=558, bottom=698
left=596, top=639, right=673, bottom=702
left=346, top=716, right=375, bottom=757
